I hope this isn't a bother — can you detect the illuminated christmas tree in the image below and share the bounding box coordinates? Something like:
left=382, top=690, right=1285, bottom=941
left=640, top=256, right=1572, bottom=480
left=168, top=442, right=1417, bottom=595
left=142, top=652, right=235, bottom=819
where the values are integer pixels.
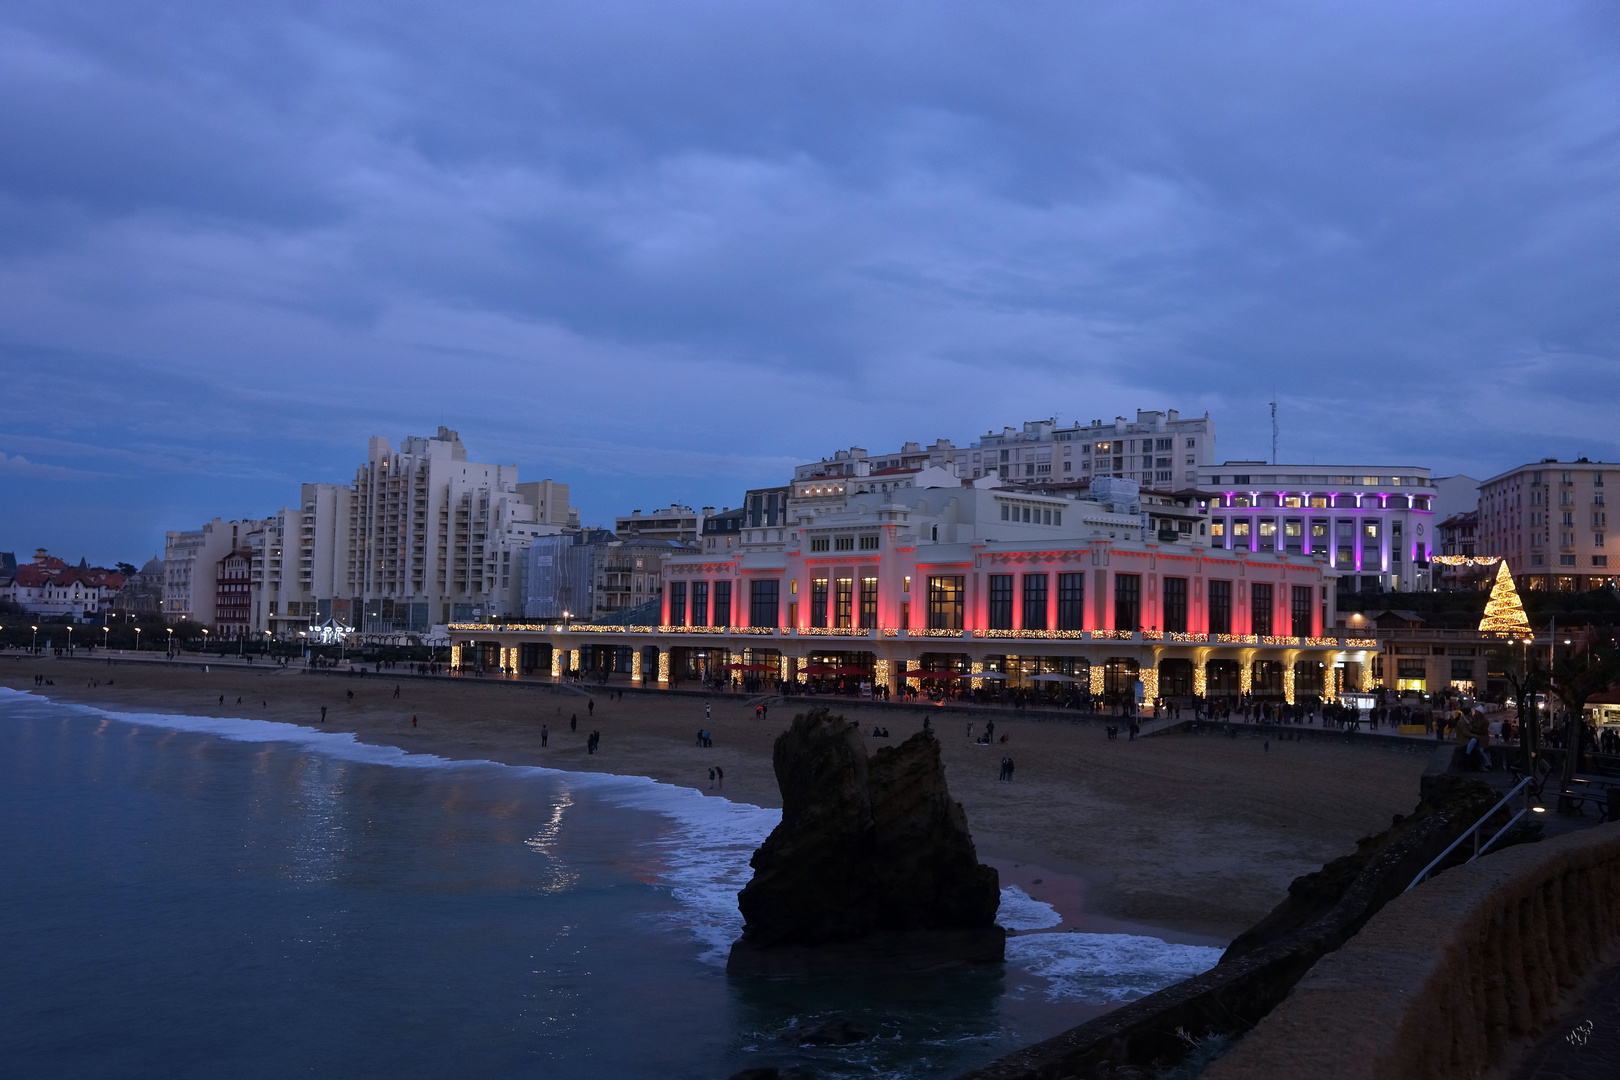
left=1478, top=561, right=1532, bottom=639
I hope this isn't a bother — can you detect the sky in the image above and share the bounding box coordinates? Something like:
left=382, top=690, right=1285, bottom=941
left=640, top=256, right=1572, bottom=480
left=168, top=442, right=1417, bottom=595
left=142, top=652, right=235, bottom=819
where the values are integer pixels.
left=1, top=1, right=1616, bottom=566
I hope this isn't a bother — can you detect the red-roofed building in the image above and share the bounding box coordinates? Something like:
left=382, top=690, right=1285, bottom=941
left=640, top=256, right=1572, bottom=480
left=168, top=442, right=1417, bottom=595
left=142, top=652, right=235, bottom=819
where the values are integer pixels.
left=1, top=548, right=127, bottom=621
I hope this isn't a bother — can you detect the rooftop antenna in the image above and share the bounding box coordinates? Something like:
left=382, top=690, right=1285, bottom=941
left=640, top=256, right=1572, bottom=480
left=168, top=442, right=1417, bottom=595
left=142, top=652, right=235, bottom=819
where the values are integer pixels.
left=1269, top=394, right=1278, bottom=465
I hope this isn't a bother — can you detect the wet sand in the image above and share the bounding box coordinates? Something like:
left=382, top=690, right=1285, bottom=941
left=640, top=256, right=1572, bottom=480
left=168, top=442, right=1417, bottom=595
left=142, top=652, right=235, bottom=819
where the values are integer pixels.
left=1, top=654, right=1431, bottom=939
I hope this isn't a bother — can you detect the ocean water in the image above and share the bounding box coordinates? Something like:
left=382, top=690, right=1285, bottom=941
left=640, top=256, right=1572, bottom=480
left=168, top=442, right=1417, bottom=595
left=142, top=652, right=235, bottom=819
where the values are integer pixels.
left=0, top=687, right=1222, bottom=1079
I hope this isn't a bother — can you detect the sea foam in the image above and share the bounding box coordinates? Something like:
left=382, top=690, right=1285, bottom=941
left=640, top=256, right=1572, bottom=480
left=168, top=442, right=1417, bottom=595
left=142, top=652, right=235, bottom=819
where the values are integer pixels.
left=1, top=686, right=1214, bottom=1000
left=1007, top=933, right=1224, bottom=1002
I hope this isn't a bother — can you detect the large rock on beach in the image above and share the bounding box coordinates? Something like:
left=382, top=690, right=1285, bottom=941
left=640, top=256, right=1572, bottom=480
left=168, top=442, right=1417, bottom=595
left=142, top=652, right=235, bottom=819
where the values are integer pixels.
left=728, top=708, right=1003, bottom=973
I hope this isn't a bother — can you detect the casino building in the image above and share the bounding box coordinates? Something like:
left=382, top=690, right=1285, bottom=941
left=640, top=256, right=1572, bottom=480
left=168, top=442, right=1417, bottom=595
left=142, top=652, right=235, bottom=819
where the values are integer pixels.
left=450, top=475, right=1379, bottom=704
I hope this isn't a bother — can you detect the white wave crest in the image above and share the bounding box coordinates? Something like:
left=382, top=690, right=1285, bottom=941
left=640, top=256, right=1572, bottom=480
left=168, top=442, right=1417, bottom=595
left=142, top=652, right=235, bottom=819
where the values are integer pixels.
left=1006, top=932, right=1224, bottom=1002
left=997, top=885, right=1063, bottom=931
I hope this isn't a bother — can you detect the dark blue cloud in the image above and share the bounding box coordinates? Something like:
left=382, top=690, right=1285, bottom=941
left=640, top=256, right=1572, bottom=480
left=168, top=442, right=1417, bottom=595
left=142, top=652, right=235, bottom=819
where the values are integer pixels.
left=0, top=0, right=1616, bottom=563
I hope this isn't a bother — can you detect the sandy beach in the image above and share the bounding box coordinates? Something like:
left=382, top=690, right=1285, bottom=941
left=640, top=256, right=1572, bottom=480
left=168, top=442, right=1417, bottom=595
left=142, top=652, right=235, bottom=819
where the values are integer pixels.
left=2, top=654, right=1432, bottom=940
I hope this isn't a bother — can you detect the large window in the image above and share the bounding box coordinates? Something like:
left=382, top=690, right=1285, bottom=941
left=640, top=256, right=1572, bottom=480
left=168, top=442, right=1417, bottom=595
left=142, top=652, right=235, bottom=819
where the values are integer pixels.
left=834, top=574, right=853, bottom=628
left=987, top=575, right=1013, bottom=630
left=1209, top=579, right=1232, bottom=635
left=927, top=576, right=965, bottom=630
left=749, top=579, right=779, bottom=628
left=1251, top=582, right=1273, bottom=636
left=668, top=581, right=687, bottom=626
left=859, top=576, right=878, bottom=629
left=691, top=581, right=709, bottom=627
left=1022, top=573, right=1048, bottom=631
left=810, top=577, right=828, bottom=628
left=713, top=581, right=731, bottom=628
left=1057, top=573, right=1085, bottom=630
left=1163, top=577, right=1187, bottom=634
left=1114, top=573, right=1141, bottom=632
left=1291, top=585, right=1313, bottom=637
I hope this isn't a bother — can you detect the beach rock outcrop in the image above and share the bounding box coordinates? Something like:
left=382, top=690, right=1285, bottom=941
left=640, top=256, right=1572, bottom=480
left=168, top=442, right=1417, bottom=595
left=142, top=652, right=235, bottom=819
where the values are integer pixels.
left=728, top=708, right=1003, bottom=973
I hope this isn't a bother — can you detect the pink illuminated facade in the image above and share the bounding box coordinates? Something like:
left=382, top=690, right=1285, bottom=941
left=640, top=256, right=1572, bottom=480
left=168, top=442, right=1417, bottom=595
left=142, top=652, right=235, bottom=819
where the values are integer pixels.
left=449, top=483, right=1380, bottom=705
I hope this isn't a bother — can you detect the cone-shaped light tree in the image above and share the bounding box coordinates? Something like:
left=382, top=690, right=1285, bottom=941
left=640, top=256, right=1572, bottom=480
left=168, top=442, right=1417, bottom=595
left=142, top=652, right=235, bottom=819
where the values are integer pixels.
left=1478, top=561, right=1532, bottom=639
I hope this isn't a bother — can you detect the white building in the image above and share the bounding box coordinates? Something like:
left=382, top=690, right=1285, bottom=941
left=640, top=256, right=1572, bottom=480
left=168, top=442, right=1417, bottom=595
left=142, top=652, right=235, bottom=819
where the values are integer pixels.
left=164, top=518, right=271, bottom=626
left=1195, top=462, right=1437, bottom=593
left=795, top=409, right=1217, bottom=492
left=343, top=427, right=573, bottom=631
left=615, top=505, right=707, bottom=544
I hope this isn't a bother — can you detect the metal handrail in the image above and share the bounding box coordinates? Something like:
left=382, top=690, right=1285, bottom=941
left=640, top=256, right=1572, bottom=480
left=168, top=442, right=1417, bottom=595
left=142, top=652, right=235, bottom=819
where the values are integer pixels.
left=1406, top=775, right=1535, bottom=892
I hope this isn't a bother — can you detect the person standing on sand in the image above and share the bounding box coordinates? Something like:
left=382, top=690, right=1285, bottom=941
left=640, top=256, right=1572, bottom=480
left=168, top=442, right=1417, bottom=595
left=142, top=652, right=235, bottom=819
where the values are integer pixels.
left=588, top=699, right=594, bottom=717
left=705, top=703, right=711, bottom=721
left=541, top=724, right=548, bottom=747
left=321, top=706, right=327, bottom=723
left=716, top=766, right=723, bottom=789
left=412, top=716, right=418, bottom=728
left=394, top=685, right=400, bottom=699
left=708, top=768, right=715, bottom=789
left=570, top=713, right=578, bottom=732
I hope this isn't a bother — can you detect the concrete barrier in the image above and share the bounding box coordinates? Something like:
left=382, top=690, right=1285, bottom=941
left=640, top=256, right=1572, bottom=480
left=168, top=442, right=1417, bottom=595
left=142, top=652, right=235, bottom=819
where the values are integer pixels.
left=1205, top=822, right=1620, bottom=1080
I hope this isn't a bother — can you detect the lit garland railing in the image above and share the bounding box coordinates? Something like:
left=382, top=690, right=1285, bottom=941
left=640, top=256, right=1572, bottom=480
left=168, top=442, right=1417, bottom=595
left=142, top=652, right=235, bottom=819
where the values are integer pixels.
left=1167, top=632, right=1209, bottom=643
left=1092, top=630, right=1136, bottom=641
left=912, top=629, right=967, bottom=638
left=1345, top=638, right=1380, bottom=649
left=1214, top=633, right=1260, bottom=645
left=1261, top=635, right=1301, bottom=647
left=1302, top=636, right=1340, bottom=647
left=1141, top=630, right=1164, bottom=641
left=795, top=627, right=873, bottom=637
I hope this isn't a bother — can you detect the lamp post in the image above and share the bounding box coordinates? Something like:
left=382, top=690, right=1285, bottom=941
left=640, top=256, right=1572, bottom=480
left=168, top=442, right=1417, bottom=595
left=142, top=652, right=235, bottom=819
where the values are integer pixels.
left=166, top=626, right=173, bottom=656
left=66, top=625, right=73, bottom=656
left=201, top=628, right=209, bottom=655
left=32, top=625, right=39, bottom=653
left=103, top=625, right=111, bottom=650
left=135, top=627, right=141, bottom=652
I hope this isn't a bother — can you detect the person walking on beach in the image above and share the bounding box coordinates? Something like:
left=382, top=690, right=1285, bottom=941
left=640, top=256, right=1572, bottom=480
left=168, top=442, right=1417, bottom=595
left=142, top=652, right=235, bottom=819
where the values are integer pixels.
left=708, top=767, right=715, bottom=789
left=1006, top=758, right=1014, bottom=782
left=320, top=706, right=327, bottom=723
left=570, top=713, right=578, bottom=732
left=219, top=695, right=224, bottom=705
left=588, top=699, right=595, bottom=717
left=541, top=724, right=549, bottom=747
left=715, top=766, right=724, bottom=789
left=705, top=703, right=711, bottom=721
left=412, top=715, right=418, bottom=728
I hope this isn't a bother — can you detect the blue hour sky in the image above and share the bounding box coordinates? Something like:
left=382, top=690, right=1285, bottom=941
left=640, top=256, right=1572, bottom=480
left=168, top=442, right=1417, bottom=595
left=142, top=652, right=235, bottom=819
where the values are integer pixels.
left=2, top=1, right=1617, bottom=565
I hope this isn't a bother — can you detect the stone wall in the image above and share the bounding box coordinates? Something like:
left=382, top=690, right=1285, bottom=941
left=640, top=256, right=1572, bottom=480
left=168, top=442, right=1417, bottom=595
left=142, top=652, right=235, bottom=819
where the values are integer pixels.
left=1205, top=822, right=1620, bottom=1080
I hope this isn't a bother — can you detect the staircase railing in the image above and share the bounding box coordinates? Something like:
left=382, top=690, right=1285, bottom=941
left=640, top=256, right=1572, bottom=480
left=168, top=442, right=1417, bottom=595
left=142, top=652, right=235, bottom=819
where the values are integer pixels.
left=1406, top=775, right=1536, bottom=892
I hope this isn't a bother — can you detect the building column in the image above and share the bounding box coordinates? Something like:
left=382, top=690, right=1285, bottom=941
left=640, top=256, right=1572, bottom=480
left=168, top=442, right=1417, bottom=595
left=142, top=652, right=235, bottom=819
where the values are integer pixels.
left=1192, top=646, right=1210, bottom=698
left=1282, top=649, right=1299, bottom=705
left=1141, top=645, right=1161, bottom=706
left=631, top=648, right=643, bottom=684
left=550, top=647, right=562, bottom=679
left=657, top=646, right=670, bottom=687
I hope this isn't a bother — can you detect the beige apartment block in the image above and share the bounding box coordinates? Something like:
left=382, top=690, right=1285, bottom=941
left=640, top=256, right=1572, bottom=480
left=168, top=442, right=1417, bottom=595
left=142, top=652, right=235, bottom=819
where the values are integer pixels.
left=1478, top=458, right=1614, bottom=591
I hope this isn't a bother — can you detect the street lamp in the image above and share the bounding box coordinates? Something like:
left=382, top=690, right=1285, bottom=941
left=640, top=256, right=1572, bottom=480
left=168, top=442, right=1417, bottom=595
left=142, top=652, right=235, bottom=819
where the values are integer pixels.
left=66, top=625, right=73, bottom=655
left=103, top=625, right=111, bottom=650
left=31, top=625, right=38, bottom=653
left=135, top=627, right=142, bottom=652
left=166, top=627, right=174, bottom=656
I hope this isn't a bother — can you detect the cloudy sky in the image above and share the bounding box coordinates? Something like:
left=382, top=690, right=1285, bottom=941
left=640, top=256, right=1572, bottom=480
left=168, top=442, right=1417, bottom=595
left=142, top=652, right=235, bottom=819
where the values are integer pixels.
left=2, top=1, right=1616, bottom=564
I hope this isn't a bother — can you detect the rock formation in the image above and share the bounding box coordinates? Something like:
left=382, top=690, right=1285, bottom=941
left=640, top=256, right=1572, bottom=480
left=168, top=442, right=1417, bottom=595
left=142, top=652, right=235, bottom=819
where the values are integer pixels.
left=727, top=708, right=1003, bottom=973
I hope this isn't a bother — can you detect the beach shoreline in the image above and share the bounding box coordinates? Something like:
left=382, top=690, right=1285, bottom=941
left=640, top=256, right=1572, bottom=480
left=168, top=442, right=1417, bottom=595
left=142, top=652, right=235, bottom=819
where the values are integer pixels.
left=1, top=653, right=1430, bottom=939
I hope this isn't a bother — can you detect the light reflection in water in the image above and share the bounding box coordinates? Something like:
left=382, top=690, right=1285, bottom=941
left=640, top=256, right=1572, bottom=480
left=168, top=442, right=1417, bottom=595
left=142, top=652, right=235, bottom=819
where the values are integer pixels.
left=526, top=790, right=580, bottom=894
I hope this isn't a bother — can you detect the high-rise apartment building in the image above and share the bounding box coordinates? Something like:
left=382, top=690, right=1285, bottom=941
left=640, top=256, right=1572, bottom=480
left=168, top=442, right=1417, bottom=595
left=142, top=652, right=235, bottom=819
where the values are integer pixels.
left=1478, top=459, right=1614, bottom=591
left=345, top=427, right=571, bottom=630
left=795, top=410, right=1216, bottom=491
left=169, top=427, right=578, bottom=637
